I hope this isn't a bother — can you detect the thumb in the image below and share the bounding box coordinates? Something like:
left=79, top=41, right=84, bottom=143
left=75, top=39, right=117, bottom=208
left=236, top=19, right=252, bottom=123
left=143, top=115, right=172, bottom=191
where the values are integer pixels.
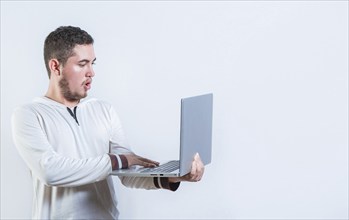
left=194, top=152, right=200, bottom=160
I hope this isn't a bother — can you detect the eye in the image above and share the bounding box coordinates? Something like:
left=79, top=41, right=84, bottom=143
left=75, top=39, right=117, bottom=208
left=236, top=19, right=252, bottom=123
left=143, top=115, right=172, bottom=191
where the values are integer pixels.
left=78, top=62, right=88, bottom=67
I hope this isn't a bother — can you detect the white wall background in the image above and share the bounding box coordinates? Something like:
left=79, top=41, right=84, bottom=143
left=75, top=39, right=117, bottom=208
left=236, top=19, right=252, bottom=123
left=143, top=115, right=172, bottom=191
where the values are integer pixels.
left=1, top=1, right=348, bottom=219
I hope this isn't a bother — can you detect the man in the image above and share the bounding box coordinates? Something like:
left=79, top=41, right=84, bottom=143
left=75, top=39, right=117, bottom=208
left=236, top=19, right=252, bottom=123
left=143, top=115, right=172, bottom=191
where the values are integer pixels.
left=11, top=26, right=205, bottom=219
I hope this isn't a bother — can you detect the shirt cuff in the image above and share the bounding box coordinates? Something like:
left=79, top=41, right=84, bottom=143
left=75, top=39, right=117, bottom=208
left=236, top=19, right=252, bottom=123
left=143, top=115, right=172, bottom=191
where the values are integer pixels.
left=108, top=154, right=128, bottom=170
left=153, top=177, right=180, bottom=191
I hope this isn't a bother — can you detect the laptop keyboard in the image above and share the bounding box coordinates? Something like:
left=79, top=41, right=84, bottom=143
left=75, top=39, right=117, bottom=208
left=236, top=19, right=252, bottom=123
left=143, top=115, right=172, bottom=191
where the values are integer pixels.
left=140, top=160, right=179, bottom=173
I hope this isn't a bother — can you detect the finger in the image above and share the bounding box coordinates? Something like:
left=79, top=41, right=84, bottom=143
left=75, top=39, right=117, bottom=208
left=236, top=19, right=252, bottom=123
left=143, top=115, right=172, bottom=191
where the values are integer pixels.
left=137, top=156, right=160, bottom=166
left=197, top=158, right=205, bottom=178
left=191, top=162, right=201, bottom=181
left=196, top=164, right=204, bottom=181
left=194, top=152, right=200, bottom=161
left=195, top=163, right=202, bottom=181
left=195, top=159, right=205, bottom=181
left=194, top=153, right=204, bottom=181
left=142, top=161, right=157, bottom=168
left=137, top=159, right=158, bottom=167
left=140, top=157, right=160, bottom=165
left=191, top=158, right=197, bottom=176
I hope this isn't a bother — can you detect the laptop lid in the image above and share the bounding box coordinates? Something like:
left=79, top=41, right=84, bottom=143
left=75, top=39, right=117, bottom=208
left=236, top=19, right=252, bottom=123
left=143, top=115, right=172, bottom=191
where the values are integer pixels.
left=179, top=93, right=213, bottom=176
left=111, top=93, right=213, bottom=177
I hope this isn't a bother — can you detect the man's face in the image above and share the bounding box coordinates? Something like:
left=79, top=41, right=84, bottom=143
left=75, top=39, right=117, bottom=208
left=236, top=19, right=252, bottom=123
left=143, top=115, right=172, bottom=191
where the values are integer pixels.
left=59, top=44, right=96, bottom=102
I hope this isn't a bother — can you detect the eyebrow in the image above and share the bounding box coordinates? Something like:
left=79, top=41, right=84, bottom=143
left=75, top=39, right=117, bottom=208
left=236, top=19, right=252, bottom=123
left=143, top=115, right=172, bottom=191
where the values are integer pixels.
left=78, top=58, right=97, bottom=64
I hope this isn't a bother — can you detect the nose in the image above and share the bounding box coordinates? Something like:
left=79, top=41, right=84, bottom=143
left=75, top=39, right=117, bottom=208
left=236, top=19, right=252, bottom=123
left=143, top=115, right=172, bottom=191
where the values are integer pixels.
left=86, top=64, right=95, bottom=78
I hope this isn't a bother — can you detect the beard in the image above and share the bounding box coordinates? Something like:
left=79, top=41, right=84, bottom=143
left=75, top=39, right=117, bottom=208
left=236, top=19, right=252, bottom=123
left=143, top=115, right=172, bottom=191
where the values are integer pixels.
left=59, top=75, right=87, bottom=102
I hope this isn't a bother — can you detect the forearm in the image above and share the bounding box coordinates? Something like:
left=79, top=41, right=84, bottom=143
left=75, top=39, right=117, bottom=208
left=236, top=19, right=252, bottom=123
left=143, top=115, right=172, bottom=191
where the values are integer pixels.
left=118, top=176, right=179, bottom=191
left=19, top=148, right=112, bottom=187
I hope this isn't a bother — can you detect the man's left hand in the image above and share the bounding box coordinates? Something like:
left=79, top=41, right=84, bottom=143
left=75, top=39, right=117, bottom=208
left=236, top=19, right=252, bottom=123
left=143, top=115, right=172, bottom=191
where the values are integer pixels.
left=168, top=153, right=205, bottom=183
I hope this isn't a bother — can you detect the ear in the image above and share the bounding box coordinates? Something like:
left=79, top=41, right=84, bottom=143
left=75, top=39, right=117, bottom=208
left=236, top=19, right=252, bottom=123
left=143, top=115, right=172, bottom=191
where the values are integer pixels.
left=48, top=59, right=61, bottom=77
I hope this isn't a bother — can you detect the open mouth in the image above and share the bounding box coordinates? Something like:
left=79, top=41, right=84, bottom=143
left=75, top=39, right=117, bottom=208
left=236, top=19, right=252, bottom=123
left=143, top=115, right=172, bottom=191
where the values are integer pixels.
left=83, top=80, right=92, bottom=90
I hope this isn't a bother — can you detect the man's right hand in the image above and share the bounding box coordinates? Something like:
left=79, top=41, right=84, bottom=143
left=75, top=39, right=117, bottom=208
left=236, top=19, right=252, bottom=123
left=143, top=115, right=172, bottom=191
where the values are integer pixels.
left=123, top=153, right=160, bottom=168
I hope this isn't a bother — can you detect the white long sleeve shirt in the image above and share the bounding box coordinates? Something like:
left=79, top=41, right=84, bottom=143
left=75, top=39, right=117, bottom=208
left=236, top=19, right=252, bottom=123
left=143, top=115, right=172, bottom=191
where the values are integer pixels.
left=11, top=96, right=172, bottom=219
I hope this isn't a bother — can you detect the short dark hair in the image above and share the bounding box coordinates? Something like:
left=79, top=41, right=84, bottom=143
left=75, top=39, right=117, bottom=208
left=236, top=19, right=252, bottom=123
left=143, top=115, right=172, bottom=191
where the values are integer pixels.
left=43, top=26, right=94, bottom=78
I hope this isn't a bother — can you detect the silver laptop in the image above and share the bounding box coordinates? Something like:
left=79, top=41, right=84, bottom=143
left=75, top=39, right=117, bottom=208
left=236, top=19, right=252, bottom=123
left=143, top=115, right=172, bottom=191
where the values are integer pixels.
left=111, top=93, right=213, bottom=177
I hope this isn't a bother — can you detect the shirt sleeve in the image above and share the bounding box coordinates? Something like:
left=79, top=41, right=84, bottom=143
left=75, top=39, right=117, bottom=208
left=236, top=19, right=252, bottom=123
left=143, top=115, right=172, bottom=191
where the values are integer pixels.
left=11, top=106, right=113, bottom=187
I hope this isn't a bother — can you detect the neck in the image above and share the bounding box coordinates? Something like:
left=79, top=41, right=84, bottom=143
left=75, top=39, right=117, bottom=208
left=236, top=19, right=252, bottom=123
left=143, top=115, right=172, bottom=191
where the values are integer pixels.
left=45, top=85, right=79, bottom=108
